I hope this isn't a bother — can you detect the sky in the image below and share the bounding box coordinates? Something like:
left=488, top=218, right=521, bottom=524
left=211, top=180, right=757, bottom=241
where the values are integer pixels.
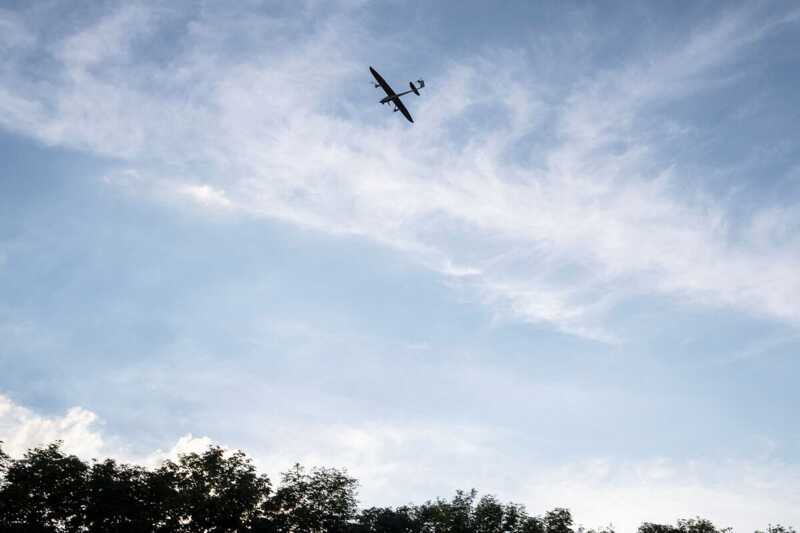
left=1, top=1, right=800, bottom=531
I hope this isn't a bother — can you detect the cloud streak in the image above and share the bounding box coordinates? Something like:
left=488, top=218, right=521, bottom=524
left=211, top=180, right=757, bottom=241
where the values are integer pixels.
left=1, top=3, right=798, bottom=343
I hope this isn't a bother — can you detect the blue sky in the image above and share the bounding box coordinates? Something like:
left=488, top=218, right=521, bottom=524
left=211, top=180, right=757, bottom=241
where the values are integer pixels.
left=2, top=1, right=800, bottom=530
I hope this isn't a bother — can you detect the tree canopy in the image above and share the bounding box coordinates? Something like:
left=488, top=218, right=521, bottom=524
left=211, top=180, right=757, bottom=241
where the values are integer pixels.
left=0, top=441, right=794, bottom=533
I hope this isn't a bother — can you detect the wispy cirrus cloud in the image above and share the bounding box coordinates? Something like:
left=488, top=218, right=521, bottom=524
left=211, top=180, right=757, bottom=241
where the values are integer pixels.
left=3, top=5, right=800, bottom=531
left=1, top=2, right=799, bottom=342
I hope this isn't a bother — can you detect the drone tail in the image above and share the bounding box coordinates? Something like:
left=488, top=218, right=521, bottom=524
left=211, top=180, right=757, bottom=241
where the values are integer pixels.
left=410, top=80, right=424, bottom=96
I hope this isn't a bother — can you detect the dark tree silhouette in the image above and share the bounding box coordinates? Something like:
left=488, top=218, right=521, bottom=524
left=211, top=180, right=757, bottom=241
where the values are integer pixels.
left=755, top=527, right=797, bottom=533
left=639, top=524, right=680, bottom=533
left=0, top=442, right=88, bottom=533
left=156, top=445, right=271, bottom=533
left=638, top=517, right=731, bottom=533
left=83, top=458, right=150, bottom=532
left=263, top=463, right=358, bottom=533
left=545, top=508, right=574, bottom=533
left=0, top=441, right=9, bottom=488
left=357, top=505, right=417, bottom=533
left=0, top=441, right=794, bottom=533
left=0, top=442, right=270, bottom=533
left=473, top=494, right=505, bottom=533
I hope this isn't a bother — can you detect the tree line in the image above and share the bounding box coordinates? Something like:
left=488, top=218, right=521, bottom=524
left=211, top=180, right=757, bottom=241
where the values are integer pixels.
left=0, top=442, right=794, bottom=533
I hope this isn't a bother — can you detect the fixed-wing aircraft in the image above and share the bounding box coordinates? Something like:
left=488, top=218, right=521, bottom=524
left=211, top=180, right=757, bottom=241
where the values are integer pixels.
left=370, top=66, right=424, bottom=123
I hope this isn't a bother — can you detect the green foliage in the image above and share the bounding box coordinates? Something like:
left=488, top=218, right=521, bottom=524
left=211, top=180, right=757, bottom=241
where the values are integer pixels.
left=83, top=459, right=151, bottom=532
left=544, top=508, right=574, bottom=533
left=0, top=441, right=89, bottom=533
left=263, top=463, right=358, bottom=533
left=577, top=525, right=614, bottom=533
left=157, top=446, right=271, bottom=532
left=473, top=494, right=505, bottom=533
left=357, top=505, right=417, bottom=532
left=0, top=441, right=9, bottom=489
left=677, top=518, right=728, bottom=533
left=639, top=517, right=732, bottom=533
left=639, top=524, right=681, bottom=533
left=754, top=526, right=797, bottom=533
left=0, top=442, right=271, bottom=533
left=0, top=441, right=794, bottom=533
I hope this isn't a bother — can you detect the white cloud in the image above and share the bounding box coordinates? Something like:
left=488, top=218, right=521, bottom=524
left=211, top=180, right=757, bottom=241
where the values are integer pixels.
left=0, top=3, right=798, bottom=343
left=55, top=5, right=152, bottom=71
left=0, top=393, right=105, bottom=458
left=0, top=392, right=210, bottom=466
left=175, top=183, right=233, bottom=210
left=140, top=433, right=215, bottom=468
left=2, top=392, right=800, bottom=531
left=521, top=458, right=800, bottom=533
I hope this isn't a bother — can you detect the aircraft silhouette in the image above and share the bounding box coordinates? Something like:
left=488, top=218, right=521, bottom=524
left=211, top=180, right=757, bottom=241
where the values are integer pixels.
left=370, top=66, right=425, bottom=123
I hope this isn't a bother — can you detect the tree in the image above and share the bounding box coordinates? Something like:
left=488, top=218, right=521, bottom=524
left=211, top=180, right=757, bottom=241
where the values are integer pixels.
left=639, top=524, right=679, bottom=533
left=264, top=463, right=359, bottom=533
left=639, top=518, right=729, bottom=533
left=578, top=525, right=615, bottom=533
left=545, top=508, right=574, bottom=533
left=0, top=442, right=9, bottom=488
left=0, top=442, right=88, bottom=533
left=520, top=517, right=548, bottom=533
left=83, top=458, right=151, bottom=533
left=156, top=446, right=271, bottom=533
left=676, top=518, right=724, bottom=533
left=0, top=441, right=796, bottom=533
left=415, top=489, right=477, bottom=533
left=474, top=494, right=505, bottom=533
left=358, top=505, right=418, bottom=533
left=756, top=526, right=798, bottom=533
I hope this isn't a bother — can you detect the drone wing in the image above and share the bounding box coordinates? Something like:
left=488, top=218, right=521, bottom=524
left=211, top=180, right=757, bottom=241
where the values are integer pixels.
left=370, top=66, right=396, bottom=98
left=394, top=97, right=414, bottom=123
